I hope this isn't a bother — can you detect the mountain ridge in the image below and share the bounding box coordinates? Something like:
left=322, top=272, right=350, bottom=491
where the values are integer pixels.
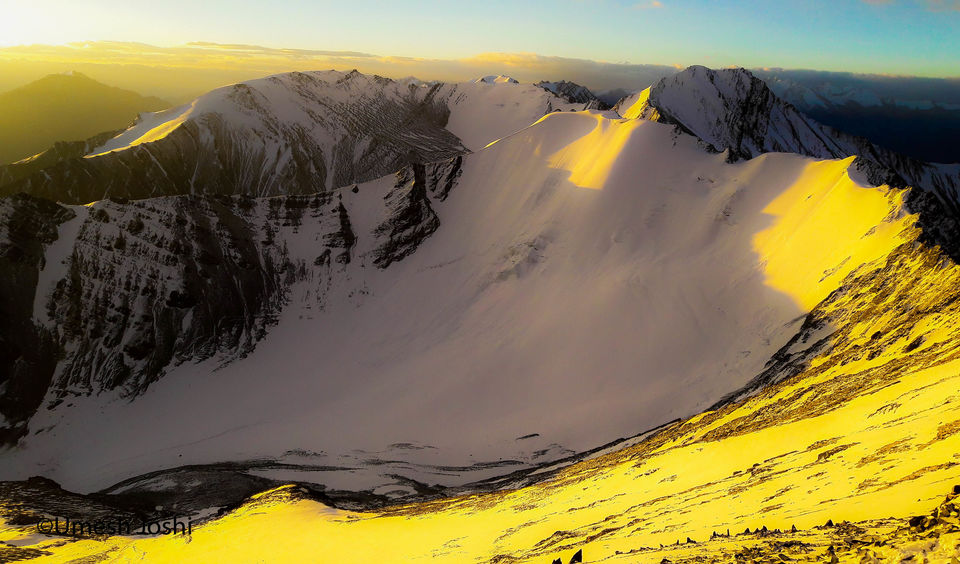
left=617, top=65, right=960, bottom=257
left=0, top=70, right=587, bottom=204
left=0, top=72, right=169, bottom=165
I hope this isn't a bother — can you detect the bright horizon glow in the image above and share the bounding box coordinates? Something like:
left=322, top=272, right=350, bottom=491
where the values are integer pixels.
left=0, top=0, right=957, bottom=78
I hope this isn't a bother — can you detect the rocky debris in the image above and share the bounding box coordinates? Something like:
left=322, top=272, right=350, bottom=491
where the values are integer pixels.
left=0, top=476, right=147, bottom=528
left=904, top=487, right=960, bottom=537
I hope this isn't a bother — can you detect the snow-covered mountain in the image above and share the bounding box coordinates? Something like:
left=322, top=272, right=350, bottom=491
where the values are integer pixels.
left=756, top=71, right=960, bottom=112
left=616, top=66, right=960, bottom=250
left=535, top=80, right=607, bottom=108
left=475, top=75, right=519, bottom=84
left=3, top=64, right=960, bottom=508
left=0, top=70, right=586, bottom=205
left=0, top=72, right=169, bottom=165
left=752, top=70, right=960, bottom=165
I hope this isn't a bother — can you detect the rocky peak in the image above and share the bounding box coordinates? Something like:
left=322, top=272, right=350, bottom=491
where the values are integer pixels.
left=535, top=80, right=607, bottom=109
left=617, top=65, right=960, bottom=258
left=475, top=75, right=519, bottom=84
left=618, top=65, right=853, bottom=162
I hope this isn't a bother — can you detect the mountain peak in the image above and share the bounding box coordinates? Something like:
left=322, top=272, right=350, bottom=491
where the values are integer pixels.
left=535, top=80, right=607, bottom=108
left=53, top=70, right=92, bottom=80
left=0, top=73, right=169, bottom=165
left=615, top=65, right=847, bottom=162
left=22, top=71, right=106, bottom=90
left=614, top=64, right=960, bottom=259
left=475, top=75, right=519, bottom=84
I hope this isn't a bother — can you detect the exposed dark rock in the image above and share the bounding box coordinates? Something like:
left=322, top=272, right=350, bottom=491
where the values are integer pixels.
left=370, top=163, right=441, bottom=268
left=0, top=187, right=380, bottom=443
left=0, top=140, right=469, bottom=445
left=0, top=194, right=73, bottom=443
left=424, top=155, right=463, bottom=201
left=536, top=80, right=609, bottom=109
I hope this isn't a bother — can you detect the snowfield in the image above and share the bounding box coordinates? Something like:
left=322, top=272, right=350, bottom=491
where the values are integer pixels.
left=6, top=108, right=911, bottom=494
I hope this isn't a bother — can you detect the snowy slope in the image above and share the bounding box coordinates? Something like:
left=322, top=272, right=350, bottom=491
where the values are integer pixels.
left=437, top=80, right=582, bottom=150
left=2, top=110, right=912, bottom=495
left=615, top=66, right=960, bottom=230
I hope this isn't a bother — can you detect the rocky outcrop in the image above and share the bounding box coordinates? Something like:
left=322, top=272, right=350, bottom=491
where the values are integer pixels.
left=423, top=155, right=463, bottom=201
left=0, top=194, right=74, bottom=443
left=369, top=164, right=441, bottom=268
left=536, top=81, right=608, bottom=109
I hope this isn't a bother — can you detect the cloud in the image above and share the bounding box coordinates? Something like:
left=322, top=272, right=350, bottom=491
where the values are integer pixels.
left=752, top=67, right=960, bottom=105
left=3, top=40, right=952, bottom=107
left=862, top=0, right=960, bottom=9
left=0, top=42, right=683, bottom=101
left=925, top=0, right=960, bottom=10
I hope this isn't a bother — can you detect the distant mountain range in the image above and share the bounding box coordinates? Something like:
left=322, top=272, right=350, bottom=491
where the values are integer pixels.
left=0, top=72, right=169, bottom=165
left=755, top=69, right=960, bottom=164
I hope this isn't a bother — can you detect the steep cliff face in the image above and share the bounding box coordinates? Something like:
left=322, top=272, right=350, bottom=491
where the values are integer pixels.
left=0, top=156, right=458, bottom=444
left=369, top=157, right=463, bottom=268
left=45, top=196, right=290, bottom=398
left=0, top=195, right=73, bottom=443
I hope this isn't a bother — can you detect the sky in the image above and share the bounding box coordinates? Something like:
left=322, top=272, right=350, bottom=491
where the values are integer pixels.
left=0, top=0, right=957, bottom=78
